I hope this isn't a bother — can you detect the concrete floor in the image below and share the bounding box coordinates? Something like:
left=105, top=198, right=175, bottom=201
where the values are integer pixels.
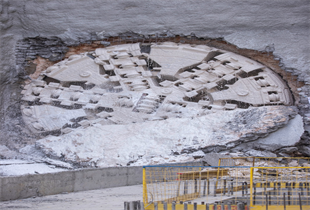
left=0, top=184, right=246, bottom=210
left=0, top=185, right=143, bottom=210
left=0, top=184, right=299, bottom=210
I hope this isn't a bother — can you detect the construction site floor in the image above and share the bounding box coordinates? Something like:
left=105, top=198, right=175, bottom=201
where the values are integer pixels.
left=0, top=185, right=143, bottom=210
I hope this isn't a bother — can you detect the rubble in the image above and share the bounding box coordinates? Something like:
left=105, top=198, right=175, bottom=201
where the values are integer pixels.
left=35, top=106, right=297, bottom=167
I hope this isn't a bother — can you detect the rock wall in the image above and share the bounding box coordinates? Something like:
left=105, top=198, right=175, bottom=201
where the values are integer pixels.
left=0, top=0, right=309, bottom=158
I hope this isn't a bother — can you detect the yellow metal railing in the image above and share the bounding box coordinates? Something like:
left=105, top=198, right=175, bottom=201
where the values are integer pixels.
left=249, top=166, right=310, bottom=210
left=143, top=157, right=310, bottom=210
left=144, top=203, right=244, bottom=210
left=143, top=165, right=252, bottom=206
left=218, top=156, right=310, bottom=168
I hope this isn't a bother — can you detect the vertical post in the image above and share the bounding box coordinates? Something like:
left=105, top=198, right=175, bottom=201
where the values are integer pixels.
left=242, top=182, right=245, bottom=197
left=237, top=202, right=243, bottom=210
left=265, top=194, right=268, bottom=210
left=231, top=182, right=234, bottom=195
left=224, top=179, right=227, bottom=195
left=250, top=167, right=254, bottom=207
left=195, top=179, right=198, bottom=193
left=184, top=181, right=188, bottom=195
left=199, top=167, right=202, bottom=196
left=253, top=183, right=256, bottom=205
left=300, top=183, right=304, bottom=196
left=215, top=159, right=222, bottom=190
left=163, top=202, right=167, bottom=210
left=298, top=193, right=302, bottom=210
left=214, top=181, right=217, bottom=197
left=130, top=201, right=134, bottom=210
left=283, top=193, right=286, bottom=209
left=305, top=182, right=310, bottom=205
left=203, top=179, right=206, bottom=196
left=294, top=182, right=297, bottom=205
left=288, top=183, right=291, bottom=205
left=227, top=203, right=232, bottom=210
left=135, top=201, right=141, bottom=210
left=143, top=167, right=148, bottom=205
left=184, top=203, right=188, bottom=210
left=124, top=201, right=129, bottom=210
left=194, top=203, right=197, bottom=210
left=154, top=202, right=158, bottom=210
left=172, top=202, right=176, bottom=210
left=177, top=180, right=181, bottom=197
left=207, top=179, right=210, bottom=195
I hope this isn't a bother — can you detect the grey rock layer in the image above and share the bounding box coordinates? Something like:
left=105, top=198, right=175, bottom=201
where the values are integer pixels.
left=34, top=106, right=297, bottom=167
left=0, top=0, right=309, bottom=163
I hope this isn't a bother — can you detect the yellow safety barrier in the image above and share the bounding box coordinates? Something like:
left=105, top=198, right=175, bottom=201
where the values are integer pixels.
left=143, top=165, right=252, bottom=206
left=250, top=166, right=310, bottom=210
left=218, top=156, right=310, bottom=168
left=142, top=157, right=310, bottom=210
left=144, top=203, right=246, bottom=210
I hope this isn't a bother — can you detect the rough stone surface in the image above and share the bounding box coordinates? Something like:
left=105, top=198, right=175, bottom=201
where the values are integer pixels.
left=0, top=0, right=309, bottom=168
left=255, top=114, right=304, bottom=149
left=0, top=145, right=19, bottom=159
left=279, top=147, right=298, bottom=154
left=201, top=153, right=231, bottom=166
left=245, top=150, right=277, bottom=158
left=300, top=146, right=310, bottom=156
left=232, top=114, right=304, bottom=152
left=35, top=106, right=296, bottom=167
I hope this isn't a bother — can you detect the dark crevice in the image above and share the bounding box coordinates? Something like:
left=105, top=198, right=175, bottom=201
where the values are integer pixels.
left=43, top=76, right=60, bottom=85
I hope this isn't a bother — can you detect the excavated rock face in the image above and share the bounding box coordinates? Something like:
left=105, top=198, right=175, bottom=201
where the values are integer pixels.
left=15, top=42, right=303, bottom=167
left=1, top=34, right=309, bottom=169
left=0, top=1, right=309, bottom=169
